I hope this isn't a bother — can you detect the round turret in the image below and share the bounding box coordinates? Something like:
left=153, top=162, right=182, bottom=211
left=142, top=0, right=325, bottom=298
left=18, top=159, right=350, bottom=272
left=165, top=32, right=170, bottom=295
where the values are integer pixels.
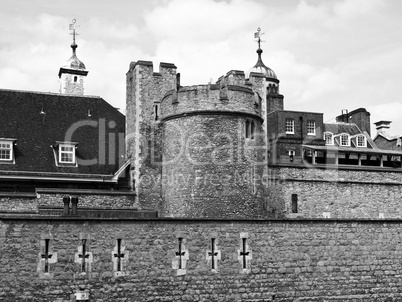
left=158, top=79, right=266, bottom=219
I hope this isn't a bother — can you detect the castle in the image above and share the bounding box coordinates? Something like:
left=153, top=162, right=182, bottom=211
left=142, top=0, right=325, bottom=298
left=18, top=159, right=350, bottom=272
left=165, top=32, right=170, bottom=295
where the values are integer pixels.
left=125, top=30, right=402, bottom=220
left=1, top=25, right=402, bottom=301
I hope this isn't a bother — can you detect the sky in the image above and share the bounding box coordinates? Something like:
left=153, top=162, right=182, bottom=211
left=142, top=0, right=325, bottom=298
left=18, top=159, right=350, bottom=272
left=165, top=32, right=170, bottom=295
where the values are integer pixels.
left=1, top=0, right=402, bottom=136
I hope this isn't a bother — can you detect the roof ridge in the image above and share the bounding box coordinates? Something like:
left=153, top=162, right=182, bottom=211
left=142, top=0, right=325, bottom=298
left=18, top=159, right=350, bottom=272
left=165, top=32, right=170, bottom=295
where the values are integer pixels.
left=0, top=88, right=101, bottom=98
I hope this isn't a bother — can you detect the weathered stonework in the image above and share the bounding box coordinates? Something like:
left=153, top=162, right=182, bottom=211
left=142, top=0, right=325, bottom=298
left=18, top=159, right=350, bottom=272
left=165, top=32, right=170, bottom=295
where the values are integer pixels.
left=268, top=166, right=402, bottom=218
left=125, top=61, right=177, bottom=212
left=1, top=217, right=402, bottom=301
left=0, top=191, right=136, bottom=212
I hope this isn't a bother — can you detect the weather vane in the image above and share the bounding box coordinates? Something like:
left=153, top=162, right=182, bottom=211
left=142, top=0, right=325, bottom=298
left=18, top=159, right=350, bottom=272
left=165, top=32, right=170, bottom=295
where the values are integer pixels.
left=254, top=27, right=265, bottom=49
left=69, top=19, right=80, bottom=44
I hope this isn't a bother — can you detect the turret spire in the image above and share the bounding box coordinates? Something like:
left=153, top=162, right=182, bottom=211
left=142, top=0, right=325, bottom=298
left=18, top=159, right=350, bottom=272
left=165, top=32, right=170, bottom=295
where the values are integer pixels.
left=69, top=19, right=79, bottom=56
left=246, top=27, right=277, bottom=80
left=58, top=19, right=88, bottom=95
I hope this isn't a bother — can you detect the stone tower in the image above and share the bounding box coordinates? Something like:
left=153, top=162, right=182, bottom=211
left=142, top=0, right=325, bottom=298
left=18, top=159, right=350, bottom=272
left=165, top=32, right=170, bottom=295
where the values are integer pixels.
left=125, top=61, right=177, bottom=211
left=58, top=20, right=88, bottom=95
left=159, top=72, right=267, bottom=218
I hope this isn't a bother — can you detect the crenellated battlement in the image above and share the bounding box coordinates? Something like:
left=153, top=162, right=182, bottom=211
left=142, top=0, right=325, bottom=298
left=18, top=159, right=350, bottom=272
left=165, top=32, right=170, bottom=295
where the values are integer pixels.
left=159, top=71, right=262, bottom=121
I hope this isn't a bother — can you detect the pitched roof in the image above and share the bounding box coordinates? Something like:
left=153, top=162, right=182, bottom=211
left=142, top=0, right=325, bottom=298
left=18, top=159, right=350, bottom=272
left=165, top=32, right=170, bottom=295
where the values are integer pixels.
left=0, top=89, right=125, bottom=178
left=324, top=123, right=362, bottom=136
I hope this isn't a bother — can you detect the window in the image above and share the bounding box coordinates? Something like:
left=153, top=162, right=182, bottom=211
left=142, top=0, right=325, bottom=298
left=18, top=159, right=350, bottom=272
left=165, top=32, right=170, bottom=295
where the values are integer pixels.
left=291, top=194, right=298, bottom=213
left=324, top=132, right=333, bottom=145
left=0, top=139, right=16, bottom=162
left=285, top=119, right=294, bottom=134
left=356, top=135, right=366, bottom=147
left=73, top=76, right=78, bottom=83
left=59, top=144, right=75, bottom=163
left=288, top=150, right=295, bottom=162
left=340, top=134, right=350, bottom=146
left=0, top=142, right=12, bottom=161
left=245, top=120, right=255, bottom=139
left=307, top=120, right=316, bottom=135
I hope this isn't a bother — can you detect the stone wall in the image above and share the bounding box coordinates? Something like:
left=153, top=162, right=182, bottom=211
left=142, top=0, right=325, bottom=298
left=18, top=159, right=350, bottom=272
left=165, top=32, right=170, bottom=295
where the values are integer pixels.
left=160, top=84, right=257, bottom=118
left=161, top=113, right=266, bottom=218
left=125, top=61, right=177, bottom=213
left=1, top=217, right=402, bottom=301
left=268, top=166, right=402, bottom=218
left=0, top=191, right=136, bottom=212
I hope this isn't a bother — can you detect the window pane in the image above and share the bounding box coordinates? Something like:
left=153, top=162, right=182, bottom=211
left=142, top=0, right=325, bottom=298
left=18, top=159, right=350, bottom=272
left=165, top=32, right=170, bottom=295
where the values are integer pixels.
left=0, top=143, right=12, bottom=160
left=307, top=121, right=315, bottom=135
left=285, top=119, right=294, bottom=133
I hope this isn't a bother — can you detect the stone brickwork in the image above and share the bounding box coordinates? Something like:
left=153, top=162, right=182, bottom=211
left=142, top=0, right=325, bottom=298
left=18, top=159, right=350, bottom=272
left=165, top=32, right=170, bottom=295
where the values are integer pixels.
left=125, top=61, right=177, bottom=213
left=0, top=192, right=136, bottom=212
left=59, top=73, right=85, bottom=95
left=268, top=166, right=402, bottom=218
left=159, top=78, right=266, bottom=218
left=161, top=114, right=265, bottom=218
left=160, top=84, right=257, bottom=117
left=1, top=217, right=402, bottom=301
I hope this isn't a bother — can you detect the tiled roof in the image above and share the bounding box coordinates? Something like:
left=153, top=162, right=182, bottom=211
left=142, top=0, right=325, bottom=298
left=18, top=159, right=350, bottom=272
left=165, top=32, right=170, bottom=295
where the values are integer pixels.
left=324, top=123, right=362, bottom=136
left=0, top=89, right=125, bottom=178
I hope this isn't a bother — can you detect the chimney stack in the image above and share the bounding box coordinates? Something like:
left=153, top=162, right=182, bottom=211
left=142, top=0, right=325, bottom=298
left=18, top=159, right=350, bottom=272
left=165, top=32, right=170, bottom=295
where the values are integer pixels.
left=374, top=121, right=391, bottom=136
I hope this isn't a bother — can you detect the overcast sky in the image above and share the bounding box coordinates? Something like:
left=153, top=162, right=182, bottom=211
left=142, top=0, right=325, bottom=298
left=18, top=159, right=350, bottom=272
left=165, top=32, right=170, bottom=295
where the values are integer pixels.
left=1, top=0, right=402, bottom=136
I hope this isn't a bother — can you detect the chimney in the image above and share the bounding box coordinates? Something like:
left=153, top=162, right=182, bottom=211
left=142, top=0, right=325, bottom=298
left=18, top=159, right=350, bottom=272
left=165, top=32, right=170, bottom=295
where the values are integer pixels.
left=336, top=108, right=371, bottom=135
left=374, top=121, right=391, bottom=136
left=335, top=109, right=349, bottom=123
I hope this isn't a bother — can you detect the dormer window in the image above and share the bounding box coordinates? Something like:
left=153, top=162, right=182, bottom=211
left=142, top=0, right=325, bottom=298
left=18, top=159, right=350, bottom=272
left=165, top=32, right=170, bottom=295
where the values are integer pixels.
left=0, top=138, right=16, bottom=164
left=60, top=144, right=75, bottom=163
left=0, top=139, right=16, bottom=162
left=54, top=141, right=78, bottom=166
left=324, top=132, right=334, bottom=145
left=340, top=134, right=350, bottom=146
left=356, top=135, right=367, bottom=148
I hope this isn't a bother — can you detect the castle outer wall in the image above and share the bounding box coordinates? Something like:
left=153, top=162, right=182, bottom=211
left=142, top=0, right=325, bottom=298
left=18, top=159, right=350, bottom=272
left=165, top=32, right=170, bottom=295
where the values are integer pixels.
left=1, top=217, right=402, bottom=301
left=268, top=166, right=402, bottom=218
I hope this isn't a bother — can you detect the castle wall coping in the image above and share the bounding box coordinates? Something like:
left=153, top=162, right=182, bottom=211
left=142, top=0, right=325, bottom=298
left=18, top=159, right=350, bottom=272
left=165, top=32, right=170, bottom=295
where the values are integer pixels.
left=270, top=176, right=402, bottom=186
left=160, top=110, right=263, bottom=123
left=0, top=192, right=37, bottom=198
left=35, top=188, right=136, bottom=196
left=1, top=216, right=402, bottom=224
left=165, top=84, right=253, bottom=94
left=226, top=70, right=245, bottom=76
left=226, top=85, right=253, bottom=94
left=160, top=62, right=177, bottom=69
left=270, top=163, right=402, bottom=173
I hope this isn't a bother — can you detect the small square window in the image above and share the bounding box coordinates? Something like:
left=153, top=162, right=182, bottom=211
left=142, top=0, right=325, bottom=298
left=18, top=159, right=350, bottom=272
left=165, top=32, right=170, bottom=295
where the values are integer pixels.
left=0, top=140, right=15, bottom=162
left=0, top=142, right=12, bottom=160
left=58, top=143, right=76, bottom=164
left=285, top=119, right=294, bottom=134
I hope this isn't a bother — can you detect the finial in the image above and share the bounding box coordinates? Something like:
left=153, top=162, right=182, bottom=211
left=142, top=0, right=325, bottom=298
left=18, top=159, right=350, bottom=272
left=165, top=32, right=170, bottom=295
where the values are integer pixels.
left=254, top=27, right=265, bottom=54
left=69, top=19, right=80, bottom=54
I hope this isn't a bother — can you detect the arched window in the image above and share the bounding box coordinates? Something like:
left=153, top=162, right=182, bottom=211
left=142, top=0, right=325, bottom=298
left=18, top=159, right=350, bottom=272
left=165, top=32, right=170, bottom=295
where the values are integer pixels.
left=340, top=133, right=350, bottom=146
left=73, top=76, right=78, bottom=83
left=356, top=135, right=366, bottom=147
